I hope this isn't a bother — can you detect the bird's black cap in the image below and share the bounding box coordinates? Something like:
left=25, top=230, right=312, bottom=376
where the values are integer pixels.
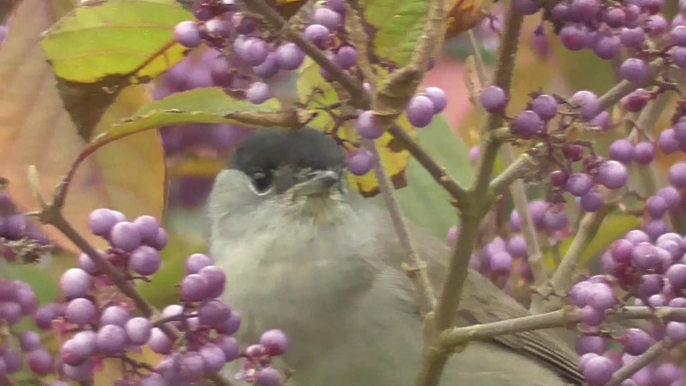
left=229, top=127, right=345, bottom=175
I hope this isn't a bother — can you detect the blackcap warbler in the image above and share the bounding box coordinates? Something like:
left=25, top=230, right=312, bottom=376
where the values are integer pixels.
left=209, top=127, right=581, bottom=386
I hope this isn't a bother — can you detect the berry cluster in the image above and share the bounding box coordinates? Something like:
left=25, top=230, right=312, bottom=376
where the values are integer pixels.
left=0, top=191, right=51, bottom=263
left=162, top=0, right=450, bottom=201
left=0, top=207, right=291, bottom=385
left=570, top=228, right=686, bottom=386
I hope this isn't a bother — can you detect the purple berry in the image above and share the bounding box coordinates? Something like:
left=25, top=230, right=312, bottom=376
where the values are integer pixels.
left=580, top=190, right=604, bottom=212
left=597, top=160, right=628, bottom=189
left=669, top=162, right=686, bottom=188
left=181, top=274, right=210, bottom=302
left=88, top=209, right=118, bottom=237
left=125, top=317, right=152, bottom=345
left=531, top=94, right=558, bottom=120
left=275, top=43, right=305, bottom=71
left=148, top=328, right=174, bottom=354
left=571, top=90, right=600, bottom=120
left=423, top=87, right=448, bottom=114
left=129, top=246, right=162, bottom=276
left=109, top=222, right=142, bottom=252
left=620, top=58, right=650, bottom=83
left=406, top=96, right=435, bottom=128
left=582, top=355, right=614, bottom=386
left=623, top=328, right=653, bottom=355
left=100, top=305, right=130, bottom=327
left=479, top=86, right=508, bottom=113
left=512, top=110, right=544, bottom=137
left=659, top=129, right=679, bottom=154
left=186, top=254, right=214, bottom=275
left=59, top=268, right=92, bottom=299
left=246, top=82, right=271, bottom=105
left=355, top=110, right=383, bottom=139
left=313, top=7, right=342, bottom=30
left=347, top=149, right=374, bottom=176
left=302, top=24, right=331, bottom=48
left=65, top=298, right=98, bottom=327
left=174, top=21, right=202, bottom=48
left=609, top=139, right=634, bottom=164
left=566, top=173, right=593, bottom=197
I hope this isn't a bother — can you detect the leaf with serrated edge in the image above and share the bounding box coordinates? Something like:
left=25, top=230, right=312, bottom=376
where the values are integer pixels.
left=0, top=0, right=165, bottom=253
left=41, top=0, right=191, bottom=83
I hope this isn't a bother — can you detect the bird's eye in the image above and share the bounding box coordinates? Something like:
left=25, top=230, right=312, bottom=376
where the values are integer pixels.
left=251, top=170, right=272, bottom=192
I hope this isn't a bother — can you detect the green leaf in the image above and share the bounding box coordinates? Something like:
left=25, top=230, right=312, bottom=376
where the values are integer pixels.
left=354, top=0, right=427, bottom=67
left=41, top=0, right=191, bottom=83
left=543, top=214, right=640, bottom=270
left=87, top=88, right=298, bottom=153
left=0, top=0, right=165, bottom=253
left=372, top=115, right=474, bottom=238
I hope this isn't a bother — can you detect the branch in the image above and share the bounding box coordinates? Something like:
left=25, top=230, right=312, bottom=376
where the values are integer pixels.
left=541, top=204, right=614, bottom=313
left=597, top=58, right=665, bottom=111
left=365, top=139, right=436, bottom=315
left=466, top=28, right=548, bottom=313
left=372, top=0, right=449, bottom=127
left=439, top=306, right=686, bottom=350
left=242, top=0, right=470, bottom=205
left=606, top=339, right=673, bottom=386
left=414, top=5, right=525, bottom=386
left=433, top=0, right=524, bottom=336
left=488, top=153, right=537, bottom=196
left=501, top=148, right=548, bottom=311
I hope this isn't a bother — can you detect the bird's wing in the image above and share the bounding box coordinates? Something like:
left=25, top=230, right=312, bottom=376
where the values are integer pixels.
left=369, top=212, right=584, bottom=385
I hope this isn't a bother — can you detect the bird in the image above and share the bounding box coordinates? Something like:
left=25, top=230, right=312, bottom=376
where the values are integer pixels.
left=208, top=127, right=582, bottom=386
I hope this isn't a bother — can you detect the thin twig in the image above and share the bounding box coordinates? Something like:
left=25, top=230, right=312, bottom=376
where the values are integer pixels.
left=489, top=153, right=537, bottom=196
left=414, top=5, right=525, bottom=386
left=597, top=58, right=665, bottom=111
left=365, top=140, right=437, bottom=315
left=434, top=0, right=524, bottom=336
left=541, top=204, right=614, bottom=312
left=606, top=339, right=674, bottom=386
left=467, top=30, right=487, bottom=86
left=466, top=31, right=548, bottom=304
left=439, top=306, right=686, bottom=349
left=633, top=93, right=673, bottom=225
left=242, top=0, right=470, bottom=205
left=501, top=147, right=548, bottom=314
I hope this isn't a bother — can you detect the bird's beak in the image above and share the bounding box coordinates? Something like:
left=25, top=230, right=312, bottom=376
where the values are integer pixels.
left=294, top=170, right=340, bottom=197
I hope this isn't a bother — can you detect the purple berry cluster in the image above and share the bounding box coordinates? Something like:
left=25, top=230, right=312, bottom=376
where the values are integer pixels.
left=566, top=228, right=686, bottom=386
left=0, top=280, right=42, bottom=379
left=0, top=191, right=51, bottom=263
left=0, top=207, right=293, bottom=385
left=355, top=87, right=447, bottom=141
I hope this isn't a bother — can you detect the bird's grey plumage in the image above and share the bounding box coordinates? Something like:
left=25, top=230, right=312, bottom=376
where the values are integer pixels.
left=209, top=128, right=582, bottom=386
